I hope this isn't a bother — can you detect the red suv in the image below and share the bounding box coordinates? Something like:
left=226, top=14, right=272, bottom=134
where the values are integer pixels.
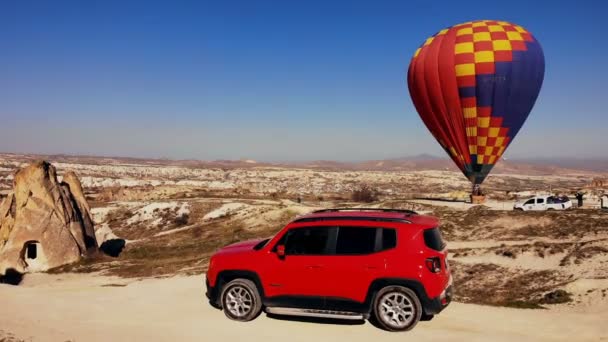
left=205, top=208, right=452, bottom=331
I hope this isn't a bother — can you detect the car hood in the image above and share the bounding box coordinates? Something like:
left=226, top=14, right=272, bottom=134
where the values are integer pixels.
left=218, top=238, right=265, bottom=252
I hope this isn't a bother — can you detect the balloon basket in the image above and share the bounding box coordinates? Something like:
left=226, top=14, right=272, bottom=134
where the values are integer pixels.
left=470, top=195, right=486, bottom=204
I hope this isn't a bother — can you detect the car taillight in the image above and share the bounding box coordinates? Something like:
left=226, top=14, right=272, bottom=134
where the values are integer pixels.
left=425, top=257, right=442, bottom=273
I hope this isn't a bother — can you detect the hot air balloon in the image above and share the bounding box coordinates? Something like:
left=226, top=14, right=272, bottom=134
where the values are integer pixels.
left=407, top=20, right=544, bottom=200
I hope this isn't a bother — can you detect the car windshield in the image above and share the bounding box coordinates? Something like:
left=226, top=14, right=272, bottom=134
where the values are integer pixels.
left=253, top=238, right=271, bottom=251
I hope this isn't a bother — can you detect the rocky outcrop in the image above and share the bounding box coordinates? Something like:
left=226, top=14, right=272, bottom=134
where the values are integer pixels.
left=0, top=193, right=16, bottom=251
left=62, top=171, right=97, bottom=247
left=0, top=161, right=98, bottom=274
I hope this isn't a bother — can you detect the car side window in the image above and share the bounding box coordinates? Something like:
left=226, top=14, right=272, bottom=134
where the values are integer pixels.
left=335, top=227, right=377, bottom=255
left=537, top=198, right=545, bottom=204
left=284, top=227, right=332, bottom=255
left=525, top=199, right=535, bottom=205
left=381, top=228, right=397, bottom=251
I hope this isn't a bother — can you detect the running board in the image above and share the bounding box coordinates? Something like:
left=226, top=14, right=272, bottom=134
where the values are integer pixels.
left=265, top=307, right=365, bottom=320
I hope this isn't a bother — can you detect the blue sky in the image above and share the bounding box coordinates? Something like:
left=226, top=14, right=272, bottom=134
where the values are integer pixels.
left=1, top=0, right=606, bottom=161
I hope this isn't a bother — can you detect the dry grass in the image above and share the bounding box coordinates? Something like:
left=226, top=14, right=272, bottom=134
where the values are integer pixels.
left=560, top=243, right=608, bottom=266
left=0, top=330, right=25, bottom=342
left=430, top=207, right=608, bottom=242
left=52, top=218, right=282, bottom=279
left=451, top=261, right=573, bottom=308
left=186, top=201, right=223, bottom=222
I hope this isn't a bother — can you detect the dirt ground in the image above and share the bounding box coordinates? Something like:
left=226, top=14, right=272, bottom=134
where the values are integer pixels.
left=1, top=273, right=606, bottom=342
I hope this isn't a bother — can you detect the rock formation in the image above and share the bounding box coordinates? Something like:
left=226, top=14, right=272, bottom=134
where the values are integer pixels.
left=62, top=171, right=97, bottom=246
left=0, top=161, right=98, bottom=274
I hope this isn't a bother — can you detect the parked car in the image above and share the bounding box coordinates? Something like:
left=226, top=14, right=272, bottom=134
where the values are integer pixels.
left=205, top=208, right=453, bottom=332
left=513, top=195, right=572, bottom=211
left=601, top=195, right=608, bottom=211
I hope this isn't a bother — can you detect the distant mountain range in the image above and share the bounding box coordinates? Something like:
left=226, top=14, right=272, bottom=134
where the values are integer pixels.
left=2, top=153, right=606, bottom=175
left=287, top=155, right=607, bottom=174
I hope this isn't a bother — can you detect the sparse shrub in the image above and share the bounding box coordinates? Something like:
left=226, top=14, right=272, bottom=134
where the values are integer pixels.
left=539, top=289, right=572, bottom=304
left=173, top=213, right=189, bottom=226
left=503, top=300, right=545, bottom=309
left=351, top=184, right=379, bottom=203
left=100, top=239, right=126, bottom=257
left=500, top=250, right=516, bottom=258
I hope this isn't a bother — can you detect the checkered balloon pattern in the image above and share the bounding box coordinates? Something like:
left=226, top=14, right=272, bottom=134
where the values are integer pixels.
left=408, top=20, right=544, bottom=185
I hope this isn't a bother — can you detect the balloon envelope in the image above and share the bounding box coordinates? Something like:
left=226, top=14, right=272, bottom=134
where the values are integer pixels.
left=408, top=20, right=544, bottom=185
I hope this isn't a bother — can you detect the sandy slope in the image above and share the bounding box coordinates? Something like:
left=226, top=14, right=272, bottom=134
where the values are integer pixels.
left=1, top=274, right=606, bottom=342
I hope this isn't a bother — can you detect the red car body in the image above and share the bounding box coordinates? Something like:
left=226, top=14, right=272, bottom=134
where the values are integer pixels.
left=206, top=209, right=452, bottom=320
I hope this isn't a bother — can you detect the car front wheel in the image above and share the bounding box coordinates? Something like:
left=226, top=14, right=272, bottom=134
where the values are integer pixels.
left=220, top=278, right=263, bottom=322
left=373, top=286, right=422, bottom=331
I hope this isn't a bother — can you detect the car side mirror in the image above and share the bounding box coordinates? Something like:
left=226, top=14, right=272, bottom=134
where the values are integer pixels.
left=276, top=245, right=286, bottom=259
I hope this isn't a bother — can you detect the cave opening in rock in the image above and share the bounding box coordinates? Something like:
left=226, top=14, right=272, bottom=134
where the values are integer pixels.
left=21, top=241, right=47, bottom=271
left=26, top=242, right=37, bottom=259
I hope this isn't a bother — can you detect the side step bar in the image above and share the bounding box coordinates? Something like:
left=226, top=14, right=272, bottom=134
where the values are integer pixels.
left=265, top=307, right=365, bottom=320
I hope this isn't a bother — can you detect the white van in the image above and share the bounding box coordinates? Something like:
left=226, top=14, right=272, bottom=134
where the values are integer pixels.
left=514, top=195, right=573, bottom=211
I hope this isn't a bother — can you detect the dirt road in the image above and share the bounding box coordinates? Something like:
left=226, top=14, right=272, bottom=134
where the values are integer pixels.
left=0, top=273, right=605, bottom=341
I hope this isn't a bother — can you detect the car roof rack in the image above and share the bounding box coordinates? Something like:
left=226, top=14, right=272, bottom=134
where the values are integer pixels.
left=292, top=216, right=411, bottom=224
left=312, top=208, right=418, bottom=215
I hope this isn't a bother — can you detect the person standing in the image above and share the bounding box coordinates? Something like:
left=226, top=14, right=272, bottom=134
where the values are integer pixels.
left=575, top=191, right=584, bottom=208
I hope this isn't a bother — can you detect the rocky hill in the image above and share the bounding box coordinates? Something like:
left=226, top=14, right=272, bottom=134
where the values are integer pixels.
left=0, top=161, right=98, bottom=275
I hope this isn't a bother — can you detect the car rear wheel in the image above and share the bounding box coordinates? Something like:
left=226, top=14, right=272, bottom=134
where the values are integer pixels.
left=372, top=286, right=422, bottom=332
left=220, top=279, right=262, bottom=322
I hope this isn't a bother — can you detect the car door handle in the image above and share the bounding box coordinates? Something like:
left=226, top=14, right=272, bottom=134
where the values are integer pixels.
left=365, top=265, right=379, bottom=270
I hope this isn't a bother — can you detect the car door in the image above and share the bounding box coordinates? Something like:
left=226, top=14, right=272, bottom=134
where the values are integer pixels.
left=536, top=197, right=547, bottom=211
left=319, top=226, right=388, bottom=304
left=524, top=199, right=535, bottom=211
left=261, top=226, right=335, bottom=303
